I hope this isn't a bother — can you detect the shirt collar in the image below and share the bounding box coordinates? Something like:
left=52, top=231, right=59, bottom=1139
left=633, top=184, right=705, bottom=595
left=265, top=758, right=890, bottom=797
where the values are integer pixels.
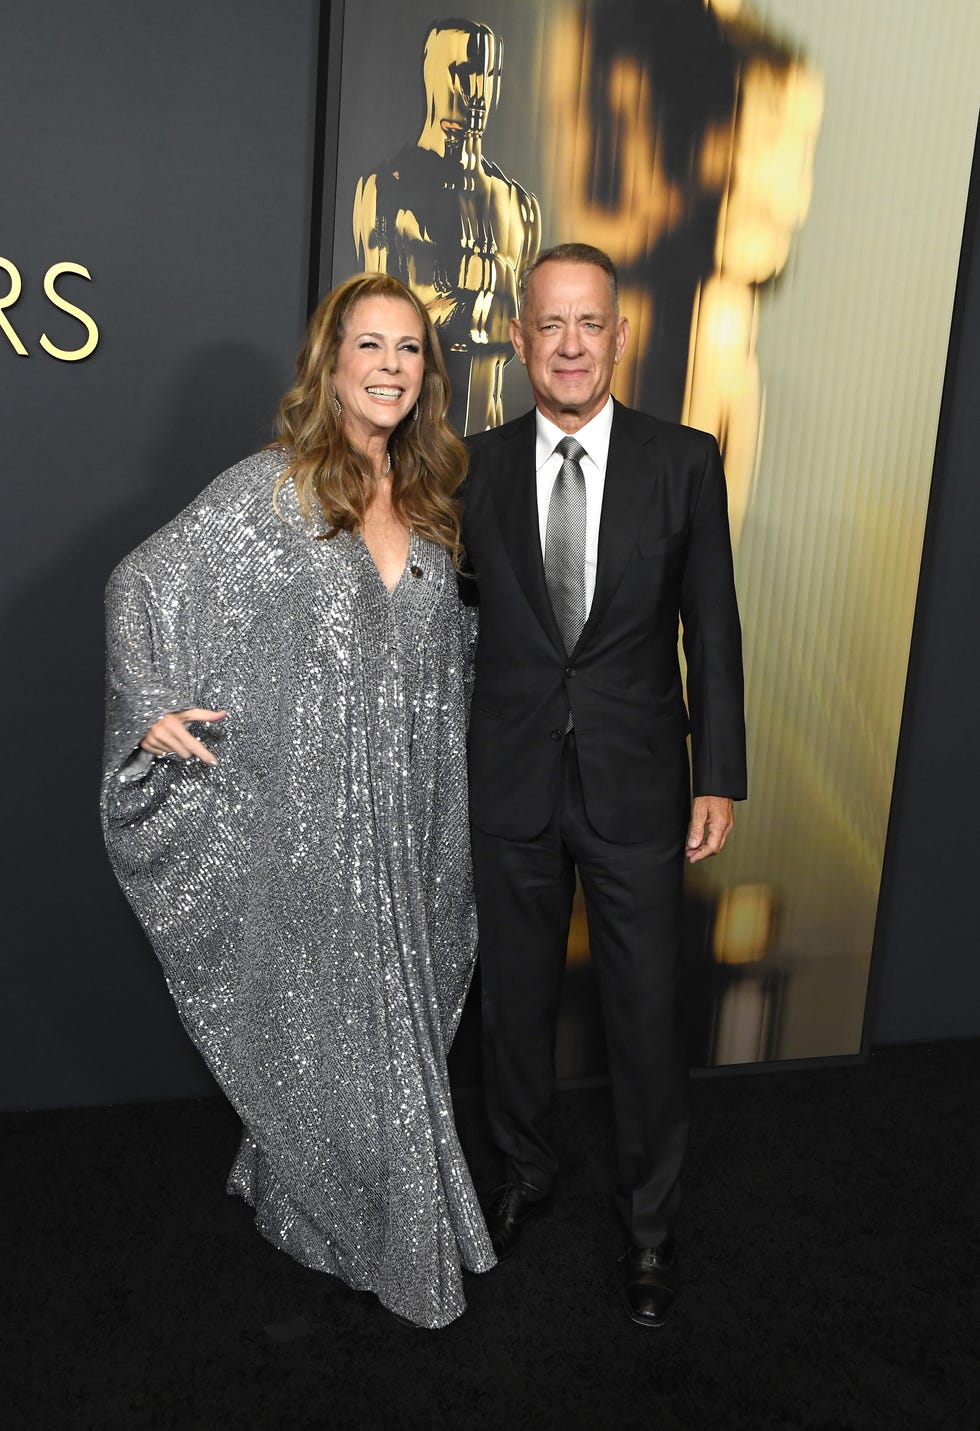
left=535, top=396, right=614, bottom=473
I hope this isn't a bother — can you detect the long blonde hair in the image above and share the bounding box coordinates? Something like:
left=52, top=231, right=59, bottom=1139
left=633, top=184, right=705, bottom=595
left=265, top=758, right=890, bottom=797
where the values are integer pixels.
left=273, top=274, right=466, bottom=560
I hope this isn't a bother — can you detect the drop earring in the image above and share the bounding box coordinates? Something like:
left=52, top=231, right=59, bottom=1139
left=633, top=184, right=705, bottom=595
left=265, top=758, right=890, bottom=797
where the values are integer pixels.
left=412, top=400, right=419, bottom=423
left=331, top=384, right=342, bottom=417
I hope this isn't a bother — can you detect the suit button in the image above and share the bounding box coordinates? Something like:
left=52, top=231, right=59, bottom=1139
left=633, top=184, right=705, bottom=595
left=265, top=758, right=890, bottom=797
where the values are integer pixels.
left=550, top=729, right=563, bottom=741
left=564, top=666, right=576, bottom=678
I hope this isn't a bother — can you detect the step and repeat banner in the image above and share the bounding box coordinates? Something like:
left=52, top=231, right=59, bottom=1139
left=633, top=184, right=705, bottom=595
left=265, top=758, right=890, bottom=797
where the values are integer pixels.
left=317, top=0, right=979, bottom=1070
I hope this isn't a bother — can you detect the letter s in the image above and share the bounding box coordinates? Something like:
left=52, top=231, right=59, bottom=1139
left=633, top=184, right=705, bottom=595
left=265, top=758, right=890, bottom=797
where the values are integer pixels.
left=39, top=262, right=100, bottom=361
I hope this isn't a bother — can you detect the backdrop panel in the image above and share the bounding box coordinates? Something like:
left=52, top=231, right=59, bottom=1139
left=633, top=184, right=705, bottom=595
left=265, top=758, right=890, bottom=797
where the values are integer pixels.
left=3, top=0, right=976, bottom=1113
left=317, top=0, right=980, bottom=1070
left=1, top=0, right=320, bottom=1111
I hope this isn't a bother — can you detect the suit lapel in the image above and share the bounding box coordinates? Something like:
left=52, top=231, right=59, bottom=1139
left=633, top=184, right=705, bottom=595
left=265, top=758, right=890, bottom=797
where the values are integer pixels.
left=574, top=401, right=660, bottom=651
left=489, top=411, right=565, bottom=651
left=487, top=402, right=662, bottom=656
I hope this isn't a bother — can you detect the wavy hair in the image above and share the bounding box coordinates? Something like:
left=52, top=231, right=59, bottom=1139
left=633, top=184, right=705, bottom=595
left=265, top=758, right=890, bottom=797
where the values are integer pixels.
left=272, top=274, right=467, bottom=561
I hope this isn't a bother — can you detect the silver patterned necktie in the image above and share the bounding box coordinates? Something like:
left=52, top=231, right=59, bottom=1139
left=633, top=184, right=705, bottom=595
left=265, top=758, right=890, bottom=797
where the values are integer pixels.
left=544, top=435, right=588, bottom=655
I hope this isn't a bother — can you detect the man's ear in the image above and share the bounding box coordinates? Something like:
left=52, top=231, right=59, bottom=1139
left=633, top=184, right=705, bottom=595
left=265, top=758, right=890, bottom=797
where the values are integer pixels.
left=510, top=316, right=526, bottom=364
left=615, top=315, right=630, bottom=365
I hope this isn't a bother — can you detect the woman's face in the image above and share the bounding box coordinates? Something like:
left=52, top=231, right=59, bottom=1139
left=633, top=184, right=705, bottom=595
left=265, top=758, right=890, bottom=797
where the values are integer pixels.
left=331, top=295, right=426, bottom=448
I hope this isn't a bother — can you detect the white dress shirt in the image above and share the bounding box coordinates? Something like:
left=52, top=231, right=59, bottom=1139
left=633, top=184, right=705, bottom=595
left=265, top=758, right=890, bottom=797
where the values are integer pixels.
left=535, top=396, right=614, bottom=618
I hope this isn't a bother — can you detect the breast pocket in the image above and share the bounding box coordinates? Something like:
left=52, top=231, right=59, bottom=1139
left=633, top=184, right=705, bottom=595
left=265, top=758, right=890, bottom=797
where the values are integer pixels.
left=470, top=700, right=506, bottom=722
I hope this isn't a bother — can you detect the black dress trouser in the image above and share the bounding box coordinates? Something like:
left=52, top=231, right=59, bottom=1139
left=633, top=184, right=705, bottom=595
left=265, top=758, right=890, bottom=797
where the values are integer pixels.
left=472, top=731, right=689, bottom=1249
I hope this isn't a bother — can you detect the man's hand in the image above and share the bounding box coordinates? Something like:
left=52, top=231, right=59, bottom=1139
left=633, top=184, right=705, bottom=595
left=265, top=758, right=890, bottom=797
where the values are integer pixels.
left=686, top=795, right=734, bottom=864
left=140, top=708, right=227, bottom=765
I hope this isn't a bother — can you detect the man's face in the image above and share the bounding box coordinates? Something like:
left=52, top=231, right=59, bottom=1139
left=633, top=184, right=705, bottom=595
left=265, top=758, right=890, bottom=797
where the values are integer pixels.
left=423, top=24, right=498, bottom=144
left=510, top=261, right=629, bottom=431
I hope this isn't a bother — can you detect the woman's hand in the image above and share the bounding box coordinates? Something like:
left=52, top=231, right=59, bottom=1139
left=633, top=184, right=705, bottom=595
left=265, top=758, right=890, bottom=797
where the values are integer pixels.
left=139, top=709, right=227, bottom=765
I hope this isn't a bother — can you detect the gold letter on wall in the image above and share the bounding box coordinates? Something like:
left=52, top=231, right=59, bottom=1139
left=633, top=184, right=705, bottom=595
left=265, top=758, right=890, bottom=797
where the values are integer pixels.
left=0, top=257, right=29, bottom=356
left=39, top=262, right=100, bottom=361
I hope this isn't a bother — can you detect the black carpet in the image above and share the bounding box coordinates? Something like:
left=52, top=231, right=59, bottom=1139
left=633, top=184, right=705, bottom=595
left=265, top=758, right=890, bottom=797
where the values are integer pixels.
left=4, top=1043, right=978, bottom=1430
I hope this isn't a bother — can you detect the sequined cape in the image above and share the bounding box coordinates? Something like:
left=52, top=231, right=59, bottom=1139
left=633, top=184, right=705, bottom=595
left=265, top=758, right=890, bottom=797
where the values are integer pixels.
left=101, top=449, right=494, bottom=1328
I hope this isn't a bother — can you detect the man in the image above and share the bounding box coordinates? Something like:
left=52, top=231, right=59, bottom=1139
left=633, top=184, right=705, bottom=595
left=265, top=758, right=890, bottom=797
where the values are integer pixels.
left=353, top=19, right=540, bottom=433
left=461, top=243, right=746, bottom=1327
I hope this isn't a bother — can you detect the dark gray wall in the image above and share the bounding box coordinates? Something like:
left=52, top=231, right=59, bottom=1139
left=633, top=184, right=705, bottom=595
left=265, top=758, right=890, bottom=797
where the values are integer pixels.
left=870, top=133, right=980, bottom=1046
left=2, top=0, right=319, bottom=1109
left=1, top=4, right=975, bottom=1113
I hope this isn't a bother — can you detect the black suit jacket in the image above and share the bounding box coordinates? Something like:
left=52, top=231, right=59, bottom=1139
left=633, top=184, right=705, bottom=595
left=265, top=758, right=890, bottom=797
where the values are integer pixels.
left=461, top=400, right=746, bottom=845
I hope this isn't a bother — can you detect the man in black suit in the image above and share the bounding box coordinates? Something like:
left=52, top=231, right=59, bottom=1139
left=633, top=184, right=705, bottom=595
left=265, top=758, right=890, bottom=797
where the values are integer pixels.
left=461, top=243, right=746, bottom=1327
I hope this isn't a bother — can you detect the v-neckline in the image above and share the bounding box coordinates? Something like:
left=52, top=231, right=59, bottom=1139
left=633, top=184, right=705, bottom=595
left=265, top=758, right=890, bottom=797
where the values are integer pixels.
left=358, top=528, right=414, bottom=597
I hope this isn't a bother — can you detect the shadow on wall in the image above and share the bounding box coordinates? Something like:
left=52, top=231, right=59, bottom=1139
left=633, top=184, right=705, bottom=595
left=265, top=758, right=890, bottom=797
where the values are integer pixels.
left=1, top=343, right=286, bottom=1110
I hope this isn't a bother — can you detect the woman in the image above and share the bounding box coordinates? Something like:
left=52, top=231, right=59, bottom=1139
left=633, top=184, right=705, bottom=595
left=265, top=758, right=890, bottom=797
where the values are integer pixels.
left=101, top=274, right=495, bottom=1328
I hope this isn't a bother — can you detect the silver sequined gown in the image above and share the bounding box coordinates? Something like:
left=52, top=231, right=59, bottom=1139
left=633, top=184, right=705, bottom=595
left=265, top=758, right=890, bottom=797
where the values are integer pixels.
left=101, top=450, right=495, bottom=1328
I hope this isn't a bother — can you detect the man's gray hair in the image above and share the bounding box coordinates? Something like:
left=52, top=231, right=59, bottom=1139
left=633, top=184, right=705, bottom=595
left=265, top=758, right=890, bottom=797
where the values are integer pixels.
left=517, top=243, right=619, bottom=314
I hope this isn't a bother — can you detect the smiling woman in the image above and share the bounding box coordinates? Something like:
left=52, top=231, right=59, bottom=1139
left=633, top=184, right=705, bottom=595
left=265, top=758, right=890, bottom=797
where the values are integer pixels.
left=274, top=273, right=467, bottom=563
left=331, top=295, right=424, bottom=443
left=101, top=272, right=493, bottom=1328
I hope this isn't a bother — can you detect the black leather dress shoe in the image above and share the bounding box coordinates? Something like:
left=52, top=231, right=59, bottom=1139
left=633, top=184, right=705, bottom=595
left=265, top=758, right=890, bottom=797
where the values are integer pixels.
left=484, top=1182, right=550, bottom=1260
left=621, top=1238, right=679, bottom=1327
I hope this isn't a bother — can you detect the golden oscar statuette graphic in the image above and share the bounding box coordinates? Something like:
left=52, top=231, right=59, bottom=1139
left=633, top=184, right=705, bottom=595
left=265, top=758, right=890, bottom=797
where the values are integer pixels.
left=354, top=19, right=540, bottom=433
left=545, top=0, right=822, bottom=546
left=0, top=256, right=100, bottom=361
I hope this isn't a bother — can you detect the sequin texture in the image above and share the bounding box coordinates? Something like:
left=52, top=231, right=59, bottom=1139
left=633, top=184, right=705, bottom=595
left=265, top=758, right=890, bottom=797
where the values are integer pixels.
left=101, top=450, right=494, bottom=1328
